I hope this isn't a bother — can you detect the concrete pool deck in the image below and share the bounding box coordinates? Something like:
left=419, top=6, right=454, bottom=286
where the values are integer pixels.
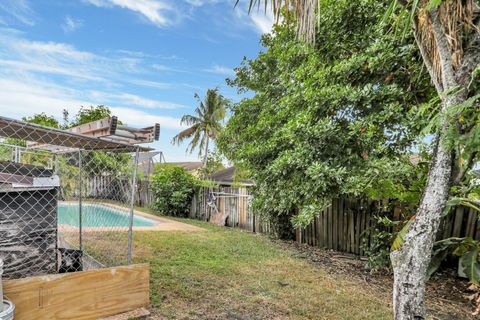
left=58, top=201, right=205, bottom=232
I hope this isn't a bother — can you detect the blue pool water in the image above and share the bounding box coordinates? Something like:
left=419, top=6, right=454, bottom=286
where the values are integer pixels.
left=58, top=204, right=158, bottom=228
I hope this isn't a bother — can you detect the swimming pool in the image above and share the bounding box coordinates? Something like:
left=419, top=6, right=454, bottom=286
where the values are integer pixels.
left=58, top=203, right=159, bottom=228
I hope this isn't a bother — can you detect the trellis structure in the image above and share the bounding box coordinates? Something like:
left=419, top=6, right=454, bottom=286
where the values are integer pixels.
left=0, top=116, right=152, bottom=279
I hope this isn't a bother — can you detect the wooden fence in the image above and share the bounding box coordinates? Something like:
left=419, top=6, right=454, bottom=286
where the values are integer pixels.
left=297, top=198, right=377, bottom=256
left=297, top=198, right=480, bottom=255
left=190, top=187, right=480, bottom=256
left=190, top=186, right=270, bottom=233
left=84, top=176, right=153, bottom=207
left=86, top=177, right=480, bottom=257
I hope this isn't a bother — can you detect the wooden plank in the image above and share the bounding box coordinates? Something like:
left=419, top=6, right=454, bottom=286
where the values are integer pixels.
left=366, top=202, right=372, bottom=253
left=332, top=199, right=337, bottom=250
left=239, top=188, right=244, bottom=228
left=359, top=202, right=365, bottom=256
left=345, top=200, right=350, bottom=253
left=339, top=199, right=346, bottom=251
left=343, top=199, right=348, bottom=252
left=452, top=206, right=464, bottom=237
left=317, top=209, right=323, bottom=247
left=4, top=264, right=149, bottom=320
left=475, top=211, right=480, bottom=241
left=348, top=200, right=355, bottom=254
left=355, top=200, right=361, bottom=255
left=465, top=207, right=477, bottom=238
left=322, top=207, right=328, bottom=247
left=326, top=203, right=331, bottom=249
left=443, top=209, right=454, bottom=239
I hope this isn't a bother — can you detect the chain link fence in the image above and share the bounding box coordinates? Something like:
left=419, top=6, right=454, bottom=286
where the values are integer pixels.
left=0, top=117, right=142, bottom=279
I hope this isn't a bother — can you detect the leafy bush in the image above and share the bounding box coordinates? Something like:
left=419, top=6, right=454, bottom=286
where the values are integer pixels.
left=150, top=165, right=197, bottom=217
left=361, top=215, right=403, bottom=271
left=429, top=237, right=480, bottom=284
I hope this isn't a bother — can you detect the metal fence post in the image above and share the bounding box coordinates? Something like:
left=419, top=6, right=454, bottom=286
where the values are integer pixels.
left=78, top=149, right=83, bottom=251
left=127, top=147, right=140, bottom=264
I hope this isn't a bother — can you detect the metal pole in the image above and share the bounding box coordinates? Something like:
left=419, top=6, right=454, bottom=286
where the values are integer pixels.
left=78, top=150, right=83, bottom=251
left=14, top=146, right=19, bottom=163
left=127, top=147, right=140, bottom=264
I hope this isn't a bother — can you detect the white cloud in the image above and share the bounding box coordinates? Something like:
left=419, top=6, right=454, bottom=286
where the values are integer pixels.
left=232, top=2, right=275, bottom=35
left=0, top=0, right=36, bottom=26
left=84, top=0, right=178, bottom=27
left=0, top=30, right=147, bottom=85
left=62, top=16, right=83, bottom=33
left=128, top=79, right=172, bottom=89
left=90, top=91, right=187, bottom=110
left=249, top=12, right=275, bottom=34
left=203, top=65, right=234, bottom=76
left=184, top=0, right=221, bottom=7
left=151, top=64, right=186, bottom=73
left=0, top=78, right=184, bottom=130
left=109, top=107, right=184, bottom=129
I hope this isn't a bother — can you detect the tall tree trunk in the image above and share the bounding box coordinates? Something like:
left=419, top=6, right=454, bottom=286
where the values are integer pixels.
left=203, top=134, right=210, bottom=168
left=390, top=5, right=479, bottom=318
left=390, top=132, right=453, bottom=319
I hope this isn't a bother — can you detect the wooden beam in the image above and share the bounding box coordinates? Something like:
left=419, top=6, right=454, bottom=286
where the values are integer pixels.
left=3, top=263, right=149, bottom=320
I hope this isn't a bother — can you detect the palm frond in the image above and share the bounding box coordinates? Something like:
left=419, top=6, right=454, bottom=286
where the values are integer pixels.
left=180, top=114, right=201, bottom=126
left=237, top=0, right=320, bottom=43
left=385, top=0, right=479, bottom=89
left=171, top=125, right=198, bottom=145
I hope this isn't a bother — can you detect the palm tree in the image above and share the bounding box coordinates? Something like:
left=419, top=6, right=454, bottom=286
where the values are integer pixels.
left=239, top=1, right=480, bottom=319
left=172, top=88, right=227, bottom=167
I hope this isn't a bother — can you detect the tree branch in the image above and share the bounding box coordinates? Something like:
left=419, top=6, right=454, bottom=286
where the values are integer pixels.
left=452, top=151, right=478, bottom=185
left=429, top=8, right=458, bottom=92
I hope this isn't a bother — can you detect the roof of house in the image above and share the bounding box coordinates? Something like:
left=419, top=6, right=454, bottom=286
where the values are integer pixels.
left=208, top=166, right=254, bottom=186
left=166, top=161, right=204, bottom=171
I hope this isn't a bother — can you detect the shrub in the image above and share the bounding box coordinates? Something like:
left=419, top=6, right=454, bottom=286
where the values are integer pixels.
left=150, top=165, right=197, bottom=217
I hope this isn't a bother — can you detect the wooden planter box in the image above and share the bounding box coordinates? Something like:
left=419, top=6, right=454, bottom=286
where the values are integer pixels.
left=3, top=263, right=150, bottom=320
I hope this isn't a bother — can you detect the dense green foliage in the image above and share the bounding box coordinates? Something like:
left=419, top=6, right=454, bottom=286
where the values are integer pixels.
left=197, top=149, right=225, bottom=177
left=429, top=237, right=480, bottom=285
left=219, top=0, right=435, bottom=233
left=69, top=105, right=112, bottom=127
left=150, top=165, right=197, bottom=217
left=23, top=113, right=60, bottom=128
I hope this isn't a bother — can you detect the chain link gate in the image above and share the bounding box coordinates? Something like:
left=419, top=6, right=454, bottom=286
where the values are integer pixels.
left=0, top=117, right=142, bottom=279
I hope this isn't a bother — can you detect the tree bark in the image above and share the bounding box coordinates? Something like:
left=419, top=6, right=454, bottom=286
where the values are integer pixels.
left=390, top=6, right=476, bottom=319
left=390, top=132, right=452, bottom=319
left=203, top=134, right=210, bottom=168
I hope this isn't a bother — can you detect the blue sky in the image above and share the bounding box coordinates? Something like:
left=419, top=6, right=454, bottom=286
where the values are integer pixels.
left=0, top=0, right=273, bottom=161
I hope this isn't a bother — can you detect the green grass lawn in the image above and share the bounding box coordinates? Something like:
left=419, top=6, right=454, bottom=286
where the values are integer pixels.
left=132, top=217, right=392, bottom=320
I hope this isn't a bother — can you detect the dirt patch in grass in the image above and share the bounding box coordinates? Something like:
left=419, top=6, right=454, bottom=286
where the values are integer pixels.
left=275, top=240, right=477, bottom=320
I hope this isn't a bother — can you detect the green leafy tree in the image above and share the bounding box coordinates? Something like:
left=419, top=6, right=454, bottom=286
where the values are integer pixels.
left=197, top=148, right=226, bottom=177
left=237, top=0, right=480, bottom=318
left=150, top=165, right=197, bottom=217
left=69, top=105, right=111, bottom=127
left=23, top=113, right=60, bottom=128
left=172, top=89, right=228, bottom=168
left=220, top=0, right=433, bottom=238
